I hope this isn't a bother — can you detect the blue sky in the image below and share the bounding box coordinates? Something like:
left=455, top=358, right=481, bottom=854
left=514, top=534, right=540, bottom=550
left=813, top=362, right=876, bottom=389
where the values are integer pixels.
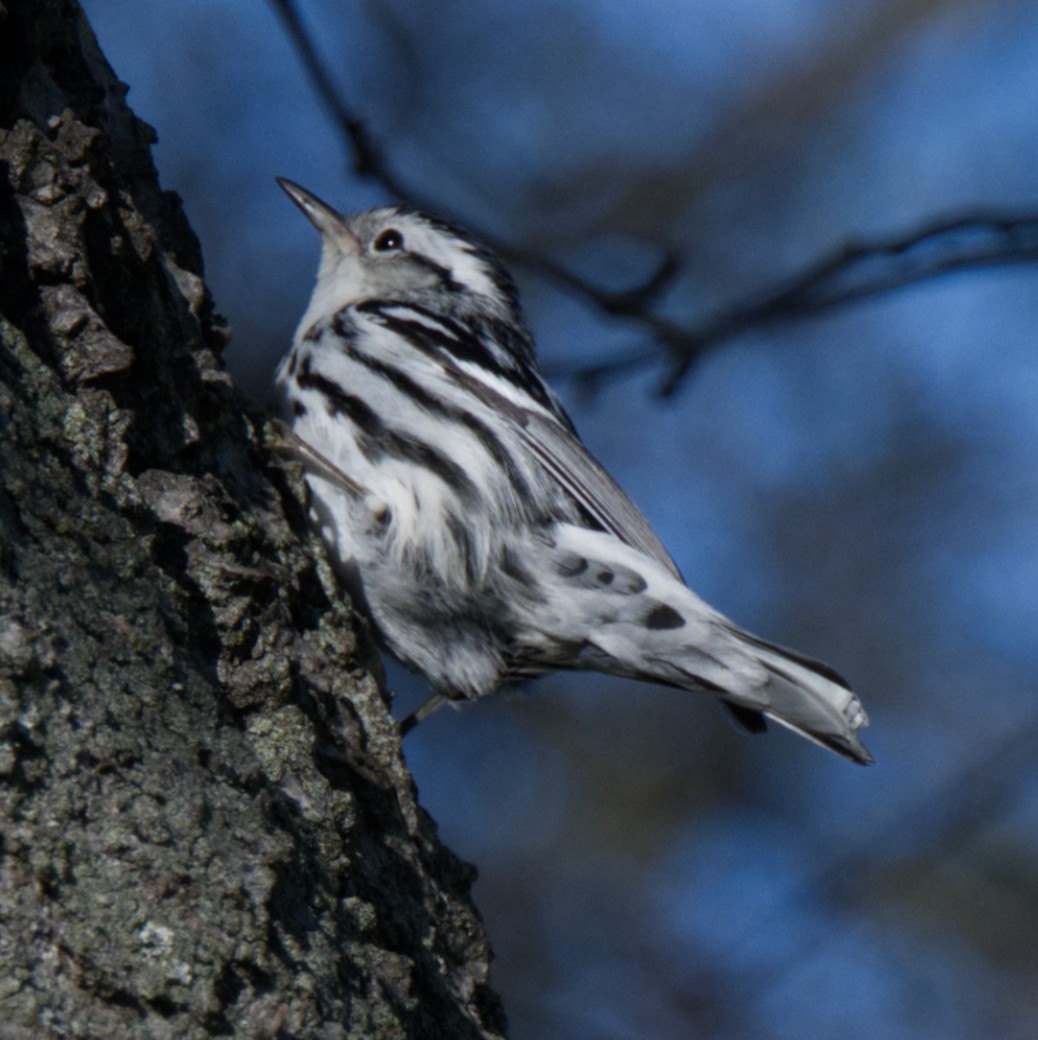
left=82, top=2, right=1038, bottom=1036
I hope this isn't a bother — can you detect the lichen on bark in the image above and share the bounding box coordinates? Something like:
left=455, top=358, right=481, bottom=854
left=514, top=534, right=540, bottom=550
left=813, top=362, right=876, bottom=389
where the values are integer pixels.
left=0, top=2, right=505, bottom=1037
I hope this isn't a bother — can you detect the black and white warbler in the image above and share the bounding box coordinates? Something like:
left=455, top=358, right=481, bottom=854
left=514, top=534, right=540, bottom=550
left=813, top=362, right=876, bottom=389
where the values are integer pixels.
left=274, top=178, right=872, bottom=764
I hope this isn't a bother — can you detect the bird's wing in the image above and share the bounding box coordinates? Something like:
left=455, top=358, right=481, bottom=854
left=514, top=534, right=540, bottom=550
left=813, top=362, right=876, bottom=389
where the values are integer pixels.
left=358, top=300, right=682, bottom=579
left=437, top=355, right=682, bottom=579
left=516, top=410, right=683, bottom=580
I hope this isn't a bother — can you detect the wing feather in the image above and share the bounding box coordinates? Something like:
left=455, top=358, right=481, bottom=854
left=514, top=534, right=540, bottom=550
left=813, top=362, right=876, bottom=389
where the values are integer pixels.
left=517, top=411, right=682, bottom=579
left=439, top=356, right=682, bottom=579
left=360, top=300, right=682, bottom=579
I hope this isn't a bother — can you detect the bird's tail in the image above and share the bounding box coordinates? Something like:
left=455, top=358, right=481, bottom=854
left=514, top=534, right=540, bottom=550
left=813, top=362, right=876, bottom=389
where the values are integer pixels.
left=710, top=626, right=872, bottom=764
left=534, top=528, right=872, bottom=763
left=624, top=615, right=872, bottom=763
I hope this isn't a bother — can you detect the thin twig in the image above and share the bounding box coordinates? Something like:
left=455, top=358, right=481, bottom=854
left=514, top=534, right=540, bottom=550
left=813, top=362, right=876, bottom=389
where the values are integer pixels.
left=650, top=211, right=1038, bottom=396
left=267, top=0, right=680, bottom=315
left=271, top=0, right=1038, bottom=397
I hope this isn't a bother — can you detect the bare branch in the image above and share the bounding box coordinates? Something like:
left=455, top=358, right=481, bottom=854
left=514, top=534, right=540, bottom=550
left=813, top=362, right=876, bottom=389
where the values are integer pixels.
left=650, top=210, right=1038, bottom=396
left=267, top=0, right=682, bottom=312
left=269, top=0, right=408, bottom=194
left=272, top=0, right=1038, bottom=397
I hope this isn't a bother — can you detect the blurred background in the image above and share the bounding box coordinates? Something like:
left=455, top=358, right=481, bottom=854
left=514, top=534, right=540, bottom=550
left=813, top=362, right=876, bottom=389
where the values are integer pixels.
left=81, top=1, right=1038, bottom=1037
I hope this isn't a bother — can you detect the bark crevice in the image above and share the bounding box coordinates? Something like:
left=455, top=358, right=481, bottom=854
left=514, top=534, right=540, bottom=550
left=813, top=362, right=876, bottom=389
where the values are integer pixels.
left=0, top=3, right=505, bottom=1037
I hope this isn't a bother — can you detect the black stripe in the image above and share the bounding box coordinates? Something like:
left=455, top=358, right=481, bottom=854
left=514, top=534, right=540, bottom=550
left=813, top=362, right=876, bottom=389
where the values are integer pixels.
left=410, top=253, right=465, bottom=293
left=331, top=322, right=532, bottom=500
left=296, top=364, right=479, bottom=503
left=444, top=511, right=479, bottom=585
left=355, top=300, right=465, bottom=349
left=385, top=205, right=523, bottom=311
left=729, top=627, right=851, bottom=690
left=355, top=300, right=561, bottom=418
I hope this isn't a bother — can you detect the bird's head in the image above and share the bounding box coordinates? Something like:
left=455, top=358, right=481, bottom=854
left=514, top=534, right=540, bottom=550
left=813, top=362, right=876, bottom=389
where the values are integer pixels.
left=278, top=178, right=524, bottom=330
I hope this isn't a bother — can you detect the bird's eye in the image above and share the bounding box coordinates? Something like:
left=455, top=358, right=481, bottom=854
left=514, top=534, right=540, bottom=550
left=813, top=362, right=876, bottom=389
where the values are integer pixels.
left=373, top=229, right=403, bottom=252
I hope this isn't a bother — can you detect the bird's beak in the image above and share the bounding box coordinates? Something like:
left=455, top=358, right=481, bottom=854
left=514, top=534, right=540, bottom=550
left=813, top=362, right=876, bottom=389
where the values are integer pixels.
left=277, top=177, right=361, bottom=254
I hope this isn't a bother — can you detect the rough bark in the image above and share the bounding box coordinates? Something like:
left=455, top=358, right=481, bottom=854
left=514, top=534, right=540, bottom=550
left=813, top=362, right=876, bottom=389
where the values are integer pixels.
left=0, top=2, right=506, bottom=1037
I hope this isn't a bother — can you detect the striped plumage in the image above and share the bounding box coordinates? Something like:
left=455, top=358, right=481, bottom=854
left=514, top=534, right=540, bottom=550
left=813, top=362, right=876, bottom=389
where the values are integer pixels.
left=275, top=179, right=872, bottom=764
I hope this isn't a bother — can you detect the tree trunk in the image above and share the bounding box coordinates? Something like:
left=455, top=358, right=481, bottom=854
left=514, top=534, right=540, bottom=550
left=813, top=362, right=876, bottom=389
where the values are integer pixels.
left=0, top=2, right=505, bottom=1037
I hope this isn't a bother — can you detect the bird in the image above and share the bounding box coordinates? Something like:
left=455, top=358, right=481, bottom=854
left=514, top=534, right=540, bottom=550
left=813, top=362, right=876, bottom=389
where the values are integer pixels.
left=273, top=178, right=872, bottom=764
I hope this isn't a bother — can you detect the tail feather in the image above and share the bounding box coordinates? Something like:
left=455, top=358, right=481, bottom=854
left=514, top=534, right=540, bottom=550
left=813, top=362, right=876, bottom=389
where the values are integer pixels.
left=536, top=526, right=872, bottom=763
left=723, top=701, right=768, bottom=734
left=723, top=633, right=872, bottom=765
